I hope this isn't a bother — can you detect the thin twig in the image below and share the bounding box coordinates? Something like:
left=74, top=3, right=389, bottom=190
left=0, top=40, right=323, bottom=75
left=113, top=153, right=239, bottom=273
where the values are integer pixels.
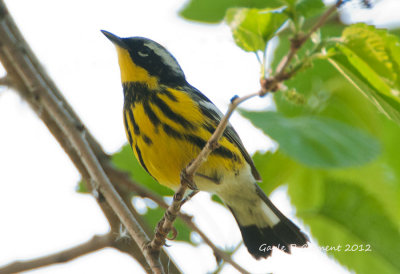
left=276, top=0, right=345, bottom=76
left=213, top=242, right=243, bottom=274
left=110, top=165, right=249, bottom=273
left=0, top=234, right=113, bottom=274
left=186, top=91, right=261, bottom=177
left=186, top=222, right=250, bottom=274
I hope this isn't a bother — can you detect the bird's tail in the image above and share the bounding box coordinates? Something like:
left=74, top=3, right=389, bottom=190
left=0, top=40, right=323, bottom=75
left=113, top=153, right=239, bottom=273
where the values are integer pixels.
left=225, top=184, right=309, bottom=259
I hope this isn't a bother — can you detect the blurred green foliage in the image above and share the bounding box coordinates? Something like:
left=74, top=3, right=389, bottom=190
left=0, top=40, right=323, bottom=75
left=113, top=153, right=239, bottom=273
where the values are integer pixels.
left=179, top=1, right=400, bottom=273
left=179, top=0, right=284, bottom=23
left=241, top=110, right=380, bottom=168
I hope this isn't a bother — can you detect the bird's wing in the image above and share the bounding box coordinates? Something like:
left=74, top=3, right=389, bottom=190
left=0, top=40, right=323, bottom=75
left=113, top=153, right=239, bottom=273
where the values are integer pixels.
left=185, top=84, right=262, bottom=181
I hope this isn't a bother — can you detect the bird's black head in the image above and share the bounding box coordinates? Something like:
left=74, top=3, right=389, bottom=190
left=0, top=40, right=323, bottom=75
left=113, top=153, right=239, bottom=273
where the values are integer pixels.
left=102, top=30, right=186, bottom=87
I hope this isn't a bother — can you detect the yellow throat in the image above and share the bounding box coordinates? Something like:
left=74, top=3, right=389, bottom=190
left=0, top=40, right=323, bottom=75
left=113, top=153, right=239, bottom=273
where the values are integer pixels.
left=115, top=46, right=158, bottom=89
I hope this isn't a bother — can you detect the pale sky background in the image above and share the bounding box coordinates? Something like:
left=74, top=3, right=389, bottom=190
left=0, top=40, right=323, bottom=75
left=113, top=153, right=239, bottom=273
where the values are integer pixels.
left=0, top=0, right=399, bottom=273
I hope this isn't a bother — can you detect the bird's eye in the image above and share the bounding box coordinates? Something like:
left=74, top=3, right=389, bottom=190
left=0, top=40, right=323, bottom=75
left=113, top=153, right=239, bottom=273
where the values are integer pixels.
left=138, top=47, right=151, bottom=57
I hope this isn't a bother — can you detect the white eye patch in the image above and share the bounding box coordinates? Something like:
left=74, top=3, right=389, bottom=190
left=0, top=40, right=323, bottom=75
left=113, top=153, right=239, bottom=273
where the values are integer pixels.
left=138, top=50, right=149, bottom=57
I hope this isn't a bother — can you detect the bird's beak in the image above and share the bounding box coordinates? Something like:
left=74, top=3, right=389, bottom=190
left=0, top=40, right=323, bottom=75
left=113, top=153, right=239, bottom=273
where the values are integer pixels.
left=101, top=30, right=126, bottom=48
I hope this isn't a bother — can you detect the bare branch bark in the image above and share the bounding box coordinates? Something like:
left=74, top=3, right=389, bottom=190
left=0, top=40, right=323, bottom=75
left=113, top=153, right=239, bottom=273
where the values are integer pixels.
left=0, top=234, right=113, bottom=274
left=34, top=84, right=161, bottom=272
left=0, top=2, right=178, bottom=273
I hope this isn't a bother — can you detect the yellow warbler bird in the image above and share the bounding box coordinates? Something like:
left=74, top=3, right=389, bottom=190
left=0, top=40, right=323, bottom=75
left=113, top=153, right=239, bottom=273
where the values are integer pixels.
left=102, top=30, right=308, bottom=259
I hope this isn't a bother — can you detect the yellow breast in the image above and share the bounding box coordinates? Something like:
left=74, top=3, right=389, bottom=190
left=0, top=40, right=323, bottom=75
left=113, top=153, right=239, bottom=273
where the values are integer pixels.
left=123, top=86, right=245, bottom=189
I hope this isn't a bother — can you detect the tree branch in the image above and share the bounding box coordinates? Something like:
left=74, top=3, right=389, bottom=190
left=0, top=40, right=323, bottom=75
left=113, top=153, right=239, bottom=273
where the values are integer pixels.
left=0, top=2, right=172, bottom=273
left=36, top=83, right=162, bottom=272
left=0, top=75, right=12, bottom=88
left=0, top=234, right=113, bottom=274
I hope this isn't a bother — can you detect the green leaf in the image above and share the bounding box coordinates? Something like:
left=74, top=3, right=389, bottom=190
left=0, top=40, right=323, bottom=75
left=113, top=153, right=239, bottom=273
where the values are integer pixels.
left=225, top=8, right=287, bottom=52
left=112, top=144, right=173, bottom=196
left=336, top=45, right=397, bottom=102
left=141, top=206, right=193, bottom=244
left=211, top=194, right=224, bottom=205
left=329, top=23, right=400, bottom=125
left=342, top=23, right=400, bottom=88
left=273, top=57, right=386, bottom=134
left=296, top=0, right=325, bottom=18
left=288, top=175, right=400, bottom=274
left=240, top=111, right=380, bottom=168
left=76, top=179, right=89, bottom=193
left=179, top=0, right=284, bottom=23
left=281, top=0, right=324, bottom=18
left=328, top=54, right=400, bottom=125
left=329, top=117, right=400, bottom=227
